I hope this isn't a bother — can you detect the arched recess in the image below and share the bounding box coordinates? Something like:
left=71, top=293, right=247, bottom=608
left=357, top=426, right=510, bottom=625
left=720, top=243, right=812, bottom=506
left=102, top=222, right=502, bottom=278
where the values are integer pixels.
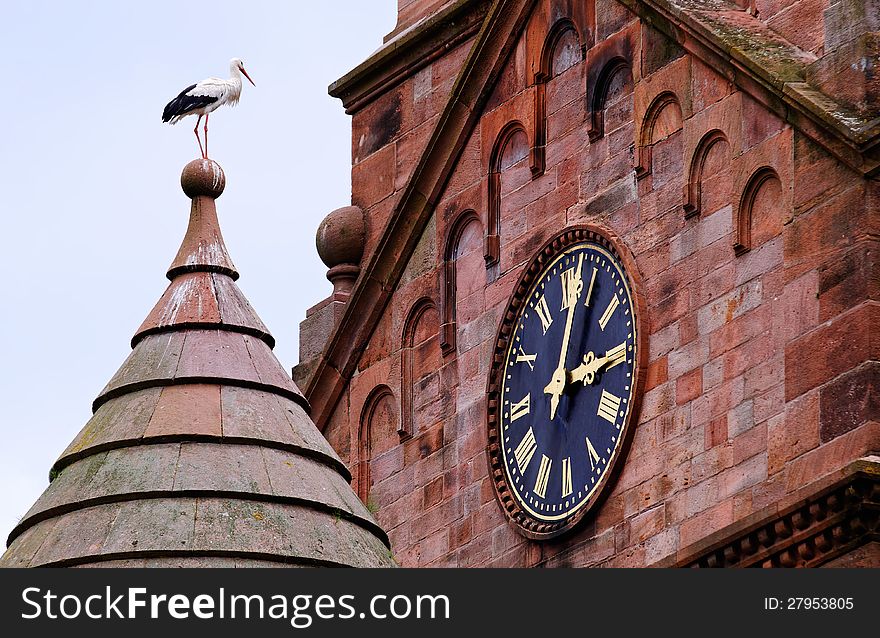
left=635, top=91, right=683, bottom=179
left=486, top=122, right=530, bottom=266
left=533, top=19, right=583, bottom=178
left=684, top=129, right=731, bottom=219
left=440, top=210, right=483, bottom=355
left=400, top=297, right=440, bottom=440
left=587, top=56, right=632, bottom=142
left=545, top=19, right=582, bottom=77
left=735, top=166, right=783, bottom=255
left=357, top=385, right=397, bottom=503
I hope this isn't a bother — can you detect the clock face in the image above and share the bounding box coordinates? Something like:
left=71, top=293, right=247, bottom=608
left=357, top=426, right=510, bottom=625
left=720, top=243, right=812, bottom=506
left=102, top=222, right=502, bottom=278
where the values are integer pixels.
left=487, top=227, right=645, bottom=539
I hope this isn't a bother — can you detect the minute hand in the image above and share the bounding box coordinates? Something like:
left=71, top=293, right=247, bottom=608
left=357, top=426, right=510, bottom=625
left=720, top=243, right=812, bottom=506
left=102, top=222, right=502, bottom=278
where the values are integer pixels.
left=543, top=253, right=584, bottom=419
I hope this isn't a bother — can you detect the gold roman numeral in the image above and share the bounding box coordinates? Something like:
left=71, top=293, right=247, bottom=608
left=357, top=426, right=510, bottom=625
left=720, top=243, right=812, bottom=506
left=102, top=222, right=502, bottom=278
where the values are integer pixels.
left=605, top=342, right=627, bottom=370
left=510, top=393, right=531, bottom=422
left=598, top=293, right=620, bottom=330
left=597, top=389, right=622, bottom=424
left=515, top=346, right=537, bottom=371
left=560, top=267, right=582, bottom=311
left=535, top=294, right=553, bottom=334
left=584, top=267, right=598, bottom=307
left=534, top=454, right=551, bottom=498
left=514, top=427, right=537, bottom=473
left=561, top=457, right=573, bottom=498
left=585, top=436, right=600, bottom=471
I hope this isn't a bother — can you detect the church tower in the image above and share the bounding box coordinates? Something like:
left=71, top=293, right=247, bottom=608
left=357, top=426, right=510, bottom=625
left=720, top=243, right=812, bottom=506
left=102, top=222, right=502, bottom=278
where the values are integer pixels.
left=295, top=0, right=880, bottom=567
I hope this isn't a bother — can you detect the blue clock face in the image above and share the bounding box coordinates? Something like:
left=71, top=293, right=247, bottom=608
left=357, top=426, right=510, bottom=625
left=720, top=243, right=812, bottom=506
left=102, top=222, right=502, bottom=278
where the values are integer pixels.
left=488, top=229, right=642, bottom=537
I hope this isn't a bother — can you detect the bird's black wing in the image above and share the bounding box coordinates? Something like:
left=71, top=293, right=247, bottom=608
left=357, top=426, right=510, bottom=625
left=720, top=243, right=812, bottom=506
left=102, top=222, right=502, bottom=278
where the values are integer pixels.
left=162, top=84, right=219, bottom=122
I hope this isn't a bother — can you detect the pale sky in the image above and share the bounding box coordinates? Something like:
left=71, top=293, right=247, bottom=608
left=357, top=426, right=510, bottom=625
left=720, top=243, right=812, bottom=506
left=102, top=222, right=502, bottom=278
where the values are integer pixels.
left=0, top=2, right=397, bottom=544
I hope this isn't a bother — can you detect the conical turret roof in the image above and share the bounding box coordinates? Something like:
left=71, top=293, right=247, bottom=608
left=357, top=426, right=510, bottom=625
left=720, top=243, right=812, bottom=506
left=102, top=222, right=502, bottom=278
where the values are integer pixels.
left=1, top=159, right=393, bottom=568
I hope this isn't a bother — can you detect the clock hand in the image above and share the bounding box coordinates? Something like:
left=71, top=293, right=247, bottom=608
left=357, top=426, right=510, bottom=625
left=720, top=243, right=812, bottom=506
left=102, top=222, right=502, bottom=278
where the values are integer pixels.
left=571, top=264, right=603, bottom=387
left=543, top=369, right=566, bottom=420
left=544, top=252, right=584, bottom=419
left=570, top=351, right=607, bottom=386
left=571, top=342, right=627, bottom=385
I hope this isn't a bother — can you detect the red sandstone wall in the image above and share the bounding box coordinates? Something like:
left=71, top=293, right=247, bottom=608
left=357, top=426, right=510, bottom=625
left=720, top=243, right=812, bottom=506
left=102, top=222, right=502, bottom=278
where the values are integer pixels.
left=392, top=0, right=455, bottom=40
left=319, top=0, right=878, bottom=566
left=756, top=0, right=829, bottom=55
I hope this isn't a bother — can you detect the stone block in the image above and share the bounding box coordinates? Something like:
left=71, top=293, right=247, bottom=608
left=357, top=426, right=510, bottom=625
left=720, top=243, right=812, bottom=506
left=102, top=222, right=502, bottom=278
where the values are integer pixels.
left=784, top=302, right=879, bottom=400
left=819, top=361, right=879, bottom=442
left=818, top=240, right=880, bottom=322
left=766, top=0, right=827, bottom=54
left=823, top=0, right=880, bottom=52
left=641, top=23, right=685, bottom=78
left=352, top=144, right=396, bottom=210
left=676, top=367, right=703, bottom=405
left=299, top=298, right=346, bottom=362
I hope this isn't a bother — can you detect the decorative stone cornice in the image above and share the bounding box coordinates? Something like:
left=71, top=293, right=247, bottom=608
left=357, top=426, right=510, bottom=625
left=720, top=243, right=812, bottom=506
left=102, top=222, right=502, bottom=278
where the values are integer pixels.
left=662, top=457, right=880, bottom=568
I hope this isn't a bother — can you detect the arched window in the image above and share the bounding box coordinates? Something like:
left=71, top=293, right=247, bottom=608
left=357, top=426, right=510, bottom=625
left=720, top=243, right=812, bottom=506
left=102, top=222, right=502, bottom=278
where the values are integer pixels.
left=400, top=298, right=440, bottom=440
left=357, top=385, right=397, bottom=503
left=587, top=57, right=632, bottom=142
left=736, top=167, right=783, bottom=255
left=545, top=20, right=581, bottom=78
left=635, top=91, right=682, bottom=179
left=684, top=129, right=730, bottom=219
left=533, top=19, right=582, bottom=177
left=486, top=123, right=530, bottom=266
left=441, top=211, right=483, bottom=355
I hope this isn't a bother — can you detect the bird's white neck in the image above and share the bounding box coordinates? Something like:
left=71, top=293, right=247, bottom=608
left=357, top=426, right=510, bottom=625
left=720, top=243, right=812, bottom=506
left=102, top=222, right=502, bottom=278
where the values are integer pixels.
left=227, top=64, right=244, bottom=104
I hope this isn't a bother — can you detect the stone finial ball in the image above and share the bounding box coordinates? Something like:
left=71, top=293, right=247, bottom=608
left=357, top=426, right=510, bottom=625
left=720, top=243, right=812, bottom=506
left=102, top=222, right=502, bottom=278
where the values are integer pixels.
left=316, top=205, right=366, bottom=268
left=181, top=159, right=226, bottom=198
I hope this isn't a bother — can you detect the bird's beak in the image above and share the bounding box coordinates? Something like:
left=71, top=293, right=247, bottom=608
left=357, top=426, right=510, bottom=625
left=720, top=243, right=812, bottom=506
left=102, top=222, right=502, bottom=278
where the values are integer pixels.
left=240, top=66, right=256, bottom=86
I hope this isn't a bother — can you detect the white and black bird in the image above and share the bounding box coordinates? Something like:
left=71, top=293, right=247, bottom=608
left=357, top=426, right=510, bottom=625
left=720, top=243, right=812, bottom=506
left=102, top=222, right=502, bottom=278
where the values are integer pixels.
left=162, top=58, right=256, bottom=159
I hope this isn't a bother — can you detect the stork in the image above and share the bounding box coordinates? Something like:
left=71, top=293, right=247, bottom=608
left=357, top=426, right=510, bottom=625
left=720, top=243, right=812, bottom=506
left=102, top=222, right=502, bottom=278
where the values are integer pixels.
left=162, top=58, right=255, bottom=159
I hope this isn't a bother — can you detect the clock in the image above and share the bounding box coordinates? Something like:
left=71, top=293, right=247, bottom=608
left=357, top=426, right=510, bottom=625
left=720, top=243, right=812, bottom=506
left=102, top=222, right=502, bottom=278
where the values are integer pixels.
left=486, top=225, right=646, bottom=539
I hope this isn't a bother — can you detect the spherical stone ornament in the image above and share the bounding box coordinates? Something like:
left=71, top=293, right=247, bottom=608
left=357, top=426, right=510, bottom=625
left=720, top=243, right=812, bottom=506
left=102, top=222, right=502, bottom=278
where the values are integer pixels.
left=316, top=205, right=365, bottom=268
left=181, top=159, right=226, bottom=199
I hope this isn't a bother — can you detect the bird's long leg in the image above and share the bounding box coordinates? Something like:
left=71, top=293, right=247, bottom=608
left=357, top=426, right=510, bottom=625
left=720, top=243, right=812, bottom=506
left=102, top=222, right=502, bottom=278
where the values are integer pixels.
left=194, top=115, right=205, bottom=159
left=203, top=113, right=210, bottom=159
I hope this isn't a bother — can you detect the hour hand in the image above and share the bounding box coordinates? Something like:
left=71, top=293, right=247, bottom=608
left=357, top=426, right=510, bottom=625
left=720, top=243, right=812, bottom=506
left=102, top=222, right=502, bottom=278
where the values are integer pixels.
left=572, top=343, right=627, bottom=385
left=571, top=351, right=606, bottom=386
left=543, top=367, right=566, bottom=419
